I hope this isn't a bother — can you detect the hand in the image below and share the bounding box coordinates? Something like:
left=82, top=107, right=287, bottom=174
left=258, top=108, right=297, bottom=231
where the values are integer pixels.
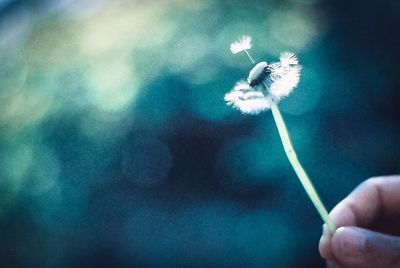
left=319, top=175, right=400, bottom=268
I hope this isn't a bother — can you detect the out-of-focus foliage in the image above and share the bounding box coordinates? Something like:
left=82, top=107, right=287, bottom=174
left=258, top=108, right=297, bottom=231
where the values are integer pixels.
left=0, top=0, right=399, bottom=267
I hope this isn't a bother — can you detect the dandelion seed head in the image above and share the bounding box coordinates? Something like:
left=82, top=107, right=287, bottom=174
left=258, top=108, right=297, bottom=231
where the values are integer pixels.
left=230, top=35, right=252, bottom=54
left=225, top=37, right=302, bottom=115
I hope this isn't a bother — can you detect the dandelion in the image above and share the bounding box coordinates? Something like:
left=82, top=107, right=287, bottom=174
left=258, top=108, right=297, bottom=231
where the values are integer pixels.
left=225, top=36, right=336, bottom=234
left=225, top=52, right=301, bottom=114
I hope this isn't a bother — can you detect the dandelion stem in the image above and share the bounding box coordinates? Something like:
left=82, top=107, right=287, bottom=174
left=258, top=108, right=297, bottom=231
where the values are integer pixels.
left=270, top=101, right=336, bottom=234
left=244, top=50, right=255, bottom=64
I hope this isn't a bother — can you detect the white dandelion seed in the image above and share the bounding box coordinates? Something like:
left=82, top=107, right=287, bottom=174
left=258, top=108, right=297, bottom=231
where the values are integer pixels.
left=230, top=35, right=255, bottom=64
left=224, top=81, right=271, bottom=115
left=279, top=52, right=299, bottom=66
left=224, top=35, right=336, bottom=234
left=230, top=35, right=252, bottom=54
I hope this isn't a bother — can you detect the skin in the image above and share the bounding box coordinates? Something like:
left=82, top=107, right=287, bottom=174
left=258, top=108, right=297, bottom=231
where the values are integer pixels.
left=319, top=175, right=400, bottom=268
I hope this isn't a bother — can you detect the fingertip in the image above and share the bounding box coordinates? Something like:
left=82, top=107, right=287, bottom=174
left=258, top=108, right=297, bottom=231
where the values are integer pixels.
left=331, top=227, right=366, bottom=262
left=331, top=226, right=400, bottom=267
left=319, top=224, right=335, bottom=260
left=319, top=234, right=330, bottom=259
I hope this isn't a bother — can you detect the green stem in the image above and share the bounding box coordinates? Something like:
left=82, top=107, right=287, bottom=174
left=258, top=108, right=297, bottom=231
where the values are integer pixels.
left=270, top=101, right=336, bottom=234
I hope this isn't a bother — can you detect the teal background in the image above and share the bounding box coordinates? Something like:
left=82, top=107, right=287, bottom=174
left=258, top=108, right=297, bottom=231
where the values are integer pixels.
left=0, top=0, right=399, bottom=267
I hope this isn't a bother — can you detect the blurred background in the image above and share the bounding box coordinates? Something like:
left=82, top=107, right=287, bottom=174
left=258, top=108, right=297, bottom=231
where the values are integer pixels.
left=0, top=0, right=399, bottom=267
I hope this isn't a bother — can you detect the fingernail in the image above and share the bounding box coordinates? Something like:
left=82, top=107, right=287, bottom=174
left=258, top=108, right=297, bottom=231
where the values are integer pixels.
left=322, top=224, right=330, bottom=238
left=338, top=227, right=366, bottom=256
left=326, top=260, right=339, bottom=268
